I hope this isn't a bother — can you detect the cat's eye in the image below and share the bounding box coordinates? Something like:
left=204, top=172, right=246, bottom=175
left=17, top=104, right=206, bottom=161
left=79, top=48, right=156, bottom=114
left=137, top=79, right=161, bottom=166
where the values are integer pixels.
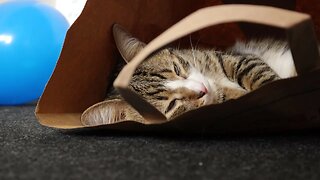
left=173, top=63, right=181, bottom=76
left=165, top=99, right=177, bottom=114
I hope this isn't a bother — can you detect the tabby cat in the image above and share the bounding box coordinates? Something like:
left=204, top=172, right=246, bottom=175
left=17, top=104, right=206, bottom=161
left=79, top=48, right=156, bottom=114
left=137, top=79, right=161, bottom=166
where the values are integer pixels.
left=81, top=24, right=296, bottom=126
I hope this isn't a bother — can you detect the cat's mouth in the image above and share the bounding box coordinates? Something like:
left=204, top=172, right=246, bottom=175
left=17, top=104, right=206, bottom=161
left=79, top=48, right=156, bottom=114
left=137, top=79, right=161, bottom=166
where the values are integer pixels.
left=195, top=82, right=208, bottom=98
left=194, top=81, right=213, bottom=105
left=200, top=81, right=221, bottom=106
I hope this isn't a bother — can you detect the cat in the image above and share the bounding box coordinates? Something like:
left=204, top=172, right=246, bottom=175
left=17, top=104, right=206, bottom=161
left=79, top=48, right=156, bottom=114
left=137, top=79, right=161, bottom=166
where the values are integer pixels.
left=81, top=24, right=296, bottom=126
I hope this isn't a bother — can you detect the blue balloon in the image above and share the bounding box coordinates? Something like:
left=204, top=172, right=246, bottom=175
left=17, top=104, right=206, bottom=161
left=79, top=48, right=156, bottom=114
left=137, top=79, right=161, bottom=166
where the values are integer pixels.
left=0, top=0, right=69, bottom=105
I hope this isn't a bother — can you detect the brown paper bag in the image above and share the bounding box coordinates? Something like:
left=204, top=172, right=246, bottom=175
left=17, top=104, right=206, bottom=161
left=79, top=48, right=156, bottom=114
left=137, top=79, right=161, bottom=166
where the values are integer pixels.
left=35, top=1, right=320, bottom=134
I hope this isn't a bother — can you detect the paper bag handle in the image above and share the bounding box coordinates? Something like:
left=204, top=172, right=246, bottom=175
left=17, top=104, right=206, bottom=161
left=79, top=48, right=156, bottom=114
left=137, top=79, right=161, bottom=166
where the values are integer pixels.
left=114, top=4, right=320, bottom=122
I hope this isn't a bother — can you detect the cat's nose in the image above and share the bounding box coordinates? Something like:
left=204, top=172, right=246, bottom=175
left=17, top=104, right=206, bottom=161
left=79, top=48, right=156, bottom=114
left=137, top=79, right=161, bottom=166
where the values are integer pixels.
left=182, top=80, right=208, bottom=98
left=197, top=84, right=208, bottom=98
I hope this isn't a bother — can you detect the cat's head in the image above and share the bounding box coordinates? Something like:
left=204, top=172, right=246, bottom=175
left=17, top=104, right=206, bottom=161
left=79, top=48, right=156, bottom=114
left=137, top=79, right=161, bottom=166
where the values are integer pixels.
left=81, top=25, right=215, bottom=126
left=114, top=25, right=215, bottom=118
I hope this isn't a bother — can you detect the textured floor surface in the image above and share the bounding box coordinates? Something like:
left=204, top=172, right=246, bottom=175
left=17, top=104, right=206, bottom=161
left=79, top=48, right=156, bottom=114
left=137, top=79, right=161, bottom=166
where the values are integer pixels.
left=1, top=106, right=320, bottom=180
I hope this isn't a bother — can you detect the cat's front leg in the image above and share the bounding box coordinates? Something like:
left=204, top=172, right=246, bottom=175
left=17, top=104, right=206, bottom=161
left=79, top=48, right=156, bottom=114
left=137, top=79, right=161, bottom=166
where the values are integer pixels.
left=221, top=87, right=247, bottom=102
left=221, top=54, right=281, bottom=91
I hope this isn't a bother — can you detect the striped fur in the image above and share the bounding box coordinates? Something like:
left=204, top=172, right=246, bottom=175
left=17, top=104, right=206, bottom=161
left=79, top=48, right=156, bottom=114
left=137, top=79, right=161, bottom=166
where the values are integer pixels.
left=81, top=25, right=295, bottom=126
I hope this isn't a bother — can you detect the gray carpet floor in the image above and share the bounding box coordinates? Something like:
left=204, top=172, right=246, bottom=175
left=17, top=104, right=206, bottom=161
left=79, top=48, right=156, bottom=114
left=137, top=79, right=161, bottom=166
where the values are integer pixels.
left=1, top=105, right=320, bottom=180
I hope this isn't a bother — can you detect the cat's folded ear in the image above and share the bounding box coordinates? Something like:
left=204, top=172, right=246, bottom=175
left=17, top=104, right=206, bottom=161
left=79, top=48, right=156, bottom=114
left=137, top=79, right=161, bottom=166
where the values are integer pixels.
left=113, top=24, right=146, bottom=63
left=81, top=98, right=144, bottom=126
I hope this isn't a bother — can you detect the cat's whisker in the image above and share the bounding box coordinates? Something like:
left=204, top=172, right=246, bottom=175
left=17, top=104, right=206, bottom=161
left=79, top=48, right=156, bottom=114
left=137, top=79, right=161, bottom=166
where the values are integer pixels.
left=195, top=38, right=201, bottom=50
left=189, top=35, right=198, bottom=69
left=177, top=41, right=181, bottom=50
left=195, top=38, right=201, bottom=70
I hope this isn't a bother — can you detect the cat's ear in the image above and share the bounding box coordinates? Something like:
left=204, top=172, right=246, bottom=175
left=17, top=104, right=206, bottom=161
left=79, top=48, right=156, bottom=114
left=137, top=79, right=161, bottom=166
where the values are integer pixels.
left=113, top=24, right=146, bottom=63
left=81, top=98, right=144, bottom=126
